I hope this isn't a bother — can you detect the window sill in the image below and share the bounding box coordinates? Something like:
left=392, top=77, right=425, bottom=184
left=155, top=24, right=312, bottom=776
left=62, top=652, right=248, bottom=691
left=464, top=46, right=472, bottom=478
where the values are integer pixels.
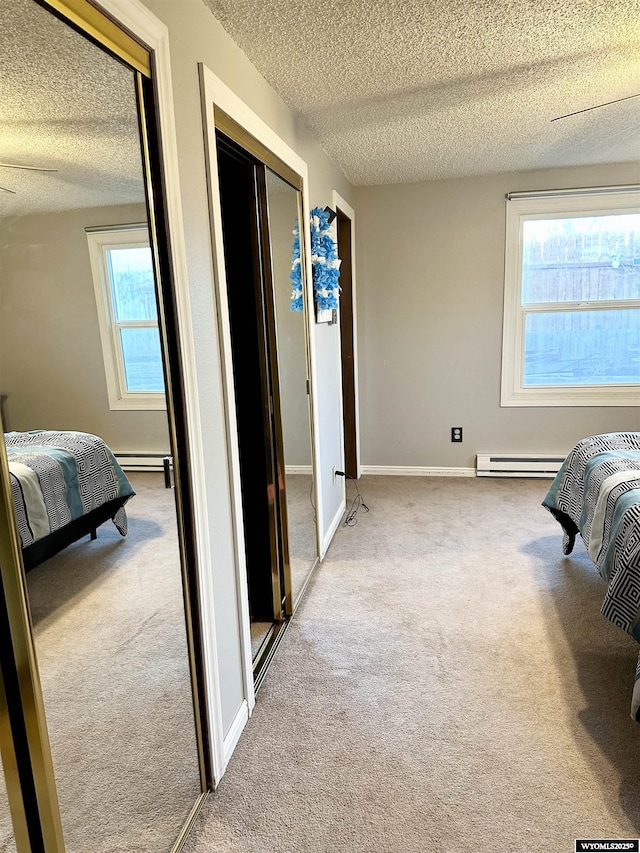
left=501, top=384, right=640, bottom=407
left=108, top=395, right=167, bottom=412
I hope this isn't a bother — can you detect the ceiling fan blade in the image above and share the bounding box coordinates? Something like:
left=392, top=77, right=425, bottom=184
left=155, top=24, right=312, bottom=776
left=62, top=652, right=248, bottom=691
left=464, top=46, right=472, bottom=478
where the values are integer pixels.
left=0, top=162, right=58, bottom=172
left=552, top=92, right=640, bottom=122
left=0, top=185, right=17, bottom=194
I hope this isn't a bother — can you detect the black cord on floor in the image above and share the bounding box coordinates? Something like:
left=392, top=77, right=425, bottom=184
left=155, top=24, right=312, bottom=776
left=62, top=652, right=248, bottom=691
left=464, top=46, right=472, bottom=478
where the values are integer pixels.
left=343, top=474, right=369, bottom=526
left=309, top=478, right=316, bottom=523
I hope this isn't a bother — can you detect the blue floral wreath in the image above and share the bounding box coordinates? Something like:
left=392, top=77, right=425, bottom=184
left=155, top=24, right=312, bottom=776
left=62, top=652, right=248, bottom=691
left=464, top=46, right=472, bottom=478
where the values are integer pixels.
left=290, top=219, right=303, bottom=312
left=290, top=207, right=341, bottom=312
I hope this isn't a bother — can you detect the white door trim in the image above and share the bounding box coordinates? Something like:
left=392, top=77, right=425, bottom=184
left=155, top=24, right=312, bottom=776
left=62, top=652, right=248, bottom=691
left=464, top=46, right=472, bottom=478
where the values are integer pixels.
left=332, top=191, right=361, bottom=479
left=92, top=0, right=225, bottom=784
left=198, top=64, right=324, bottom=726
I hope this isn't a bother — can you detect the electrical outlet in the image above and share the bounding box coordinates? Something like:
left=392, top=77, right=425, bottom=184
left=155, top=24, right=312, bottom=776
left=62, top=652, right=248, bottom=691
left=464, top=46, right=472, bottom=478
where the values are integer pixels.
left=451, top=427, right=463, bottom=443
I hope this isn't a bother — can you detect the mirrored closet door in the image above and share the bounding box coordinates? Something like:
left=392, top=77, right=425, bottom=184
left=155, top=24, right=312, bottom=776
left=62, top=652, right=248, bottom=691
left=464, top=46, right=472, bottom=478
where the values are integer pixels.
left=0, top=1, right=208, bottom=850
left=263, top=169, right=318, bottom=605
left=213, top=116, right=319, bottom=683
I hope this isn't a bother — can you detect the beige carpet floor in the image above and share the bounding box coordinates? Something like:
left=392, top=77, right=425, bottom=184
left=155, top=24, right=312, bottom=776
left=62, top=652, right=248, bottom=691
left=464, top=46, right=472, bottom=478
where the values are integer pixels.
left=251, top=622, right=274, bottom=658
left=184, top=475, right=640, bottom=853
left=0, top=472, right=201, bottom=853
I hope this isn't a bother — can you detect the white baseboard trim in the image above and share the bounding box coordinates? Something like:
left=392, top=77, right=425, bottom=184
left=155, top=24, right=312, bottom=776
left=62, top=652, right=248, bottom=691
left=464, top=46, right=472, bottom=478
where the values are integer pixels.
left=285, top=465, right=313, bottom=475
left=360, top=465, right=476, bottom=478
left=222, top=700, right=249, bottom=769
left=321, top=497, right=346, bottom=558
left=114, top=451, right=169, bottom=472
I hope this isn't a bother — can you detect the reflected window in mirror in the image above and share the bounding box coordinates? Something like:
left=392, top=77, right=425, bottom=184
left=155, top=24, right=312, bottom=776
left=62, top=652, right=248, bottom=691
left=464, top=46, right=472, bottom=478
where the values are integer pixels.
left=87, top=225, right=166, bottom=411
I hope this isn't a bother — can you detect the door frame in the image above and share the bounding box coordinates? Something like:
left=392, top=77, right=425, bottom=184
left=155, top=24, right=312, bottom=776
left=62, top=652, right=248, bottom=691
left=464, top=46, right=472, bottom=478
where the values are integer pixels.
left=332, top=191, right=361, bottom=479
left=198, top=64, right=323, bottom=725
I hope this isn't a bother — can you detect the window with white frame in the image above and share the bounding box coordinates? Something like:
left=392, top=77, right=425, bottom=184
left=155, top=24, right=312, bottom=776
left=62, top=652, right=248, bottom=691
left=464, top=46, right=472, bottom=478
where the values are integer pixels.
left=501, top=187, right=640, bottom=406
left=87, top=224, right=166, bottom=410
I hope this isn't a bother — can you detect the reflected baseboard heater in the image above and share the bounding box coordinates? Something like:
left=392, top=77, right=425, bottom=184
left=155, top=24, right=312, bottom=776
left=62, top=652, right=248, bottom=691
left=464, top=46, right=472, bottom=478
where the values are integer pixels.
left=114, top=452, right=167, bottom=473
left=476, top=453, right=566, bottom=478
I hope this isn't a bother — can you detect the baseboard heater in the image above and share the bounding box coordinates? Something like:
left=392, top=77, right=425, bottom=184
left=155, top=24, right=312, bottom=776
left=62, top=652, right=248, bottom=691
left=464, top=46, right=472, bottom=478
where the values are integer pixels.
left=476, top=453, right=566, bottom=478
left=114, top=452, right=168, bottom=473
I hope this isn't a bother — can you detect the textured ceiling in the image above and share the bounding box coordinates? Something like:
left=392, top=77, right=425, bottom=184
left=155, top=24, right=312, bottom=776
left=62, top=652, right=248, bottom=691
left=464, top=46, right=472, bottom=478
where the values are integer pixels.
left=0, top=0, right=144, bottom=217
left=2, top=0, right=638, bottom=214
left=204, top=0, right=640, bottom=185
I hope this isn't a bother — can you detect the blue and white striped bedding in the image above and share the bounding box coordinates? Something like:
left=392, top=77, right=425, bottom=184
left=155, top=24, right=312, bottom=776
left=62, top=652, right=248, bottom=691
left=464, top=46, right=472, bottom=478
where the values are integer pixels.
left=5, top=430, right=135, bottom=550
left=542, top=432, right=640, bottom=719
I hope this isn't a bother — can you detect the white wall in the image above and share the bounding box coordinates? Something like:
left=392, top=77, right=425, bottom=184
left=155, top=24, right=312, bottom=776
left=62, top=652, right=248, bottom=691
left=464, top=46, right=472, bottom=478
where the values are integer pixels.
left=0, top=204, right=171, bottom=452
left=135, top=0, right=354, bottom=737
left=355, top=161, right=640, bottom=469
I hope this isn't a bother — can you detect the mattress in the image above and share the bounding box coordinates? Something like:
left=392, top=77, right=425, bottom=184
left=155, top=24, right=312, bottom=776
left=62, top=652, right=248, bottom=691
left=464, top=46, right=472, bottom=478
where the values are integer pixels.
left=542, top=432, right=640, bottom=718
left=5, top=430, right=135, bottom=550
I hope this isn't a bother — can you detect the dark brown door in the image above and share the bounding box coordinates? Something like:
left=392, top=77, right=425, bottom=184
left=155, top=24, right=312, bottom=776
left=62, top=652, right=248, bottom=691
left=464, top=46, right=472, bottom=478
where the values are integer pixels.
left=337, top=209, right=358, bottom=479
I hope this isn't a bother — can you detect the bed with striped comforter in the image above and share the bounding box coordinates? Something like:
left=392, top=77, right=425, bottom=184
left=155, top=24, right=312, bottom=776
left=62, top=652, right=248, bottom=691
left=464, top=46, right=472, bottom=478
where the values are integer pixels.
left=5, top=430, right=135, bottom=566
left=542, top=432, right=640, bottom=720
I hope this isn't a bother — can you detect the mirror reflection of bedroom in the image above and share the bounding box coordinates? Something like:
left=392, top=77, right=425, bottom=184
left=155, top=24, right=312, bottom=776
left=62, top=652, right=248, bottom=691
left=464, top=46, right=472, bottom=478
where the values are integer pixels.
left=0, top=2, right=202, bottom=851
